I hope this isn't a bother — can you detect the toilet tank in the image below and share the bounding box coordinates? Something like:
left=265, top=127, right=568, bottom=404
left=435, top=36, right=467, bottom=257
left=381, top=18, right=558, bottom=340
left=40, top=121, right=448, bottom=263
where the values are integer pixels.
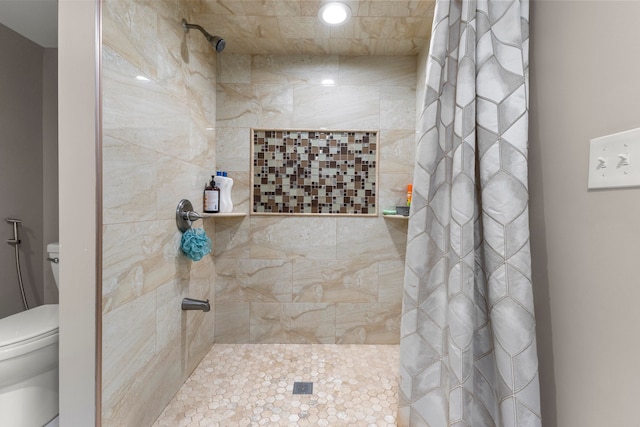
left=46, top=242, right=59, bottom=289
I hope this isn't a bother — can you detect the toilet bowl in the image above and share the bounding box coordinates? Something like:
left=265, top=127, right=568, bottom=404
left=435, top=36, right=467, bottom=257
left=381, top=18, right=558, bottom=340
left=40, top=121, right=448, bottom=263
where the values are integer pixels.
left=0, top=242, right=59, bottom=427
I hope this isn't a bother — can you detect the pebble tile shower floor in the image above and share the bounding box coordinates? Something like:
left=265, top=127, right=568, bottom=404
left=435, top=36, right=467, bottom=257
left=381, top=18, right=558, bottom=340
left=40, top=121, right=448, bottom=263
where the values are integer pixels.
left=152, top=344, right=399, bottom=426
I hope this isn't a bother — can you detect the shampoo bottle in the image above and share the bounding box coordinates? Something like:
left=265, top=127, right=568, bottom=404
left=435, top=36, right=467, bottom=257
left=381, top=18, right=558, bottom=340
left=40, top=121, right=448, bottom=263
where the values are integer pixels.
left=203, top=177, right=220, bottom=213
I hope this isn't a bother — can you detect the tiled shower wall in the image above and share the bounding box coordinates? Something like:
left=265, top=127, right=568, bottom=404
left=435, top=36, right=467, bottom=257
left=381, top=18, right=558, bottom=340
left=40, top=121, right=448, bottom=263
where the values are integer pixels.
left=214, top=54, right=417, bottom=344
left=101, top=0, right=218, bottom=425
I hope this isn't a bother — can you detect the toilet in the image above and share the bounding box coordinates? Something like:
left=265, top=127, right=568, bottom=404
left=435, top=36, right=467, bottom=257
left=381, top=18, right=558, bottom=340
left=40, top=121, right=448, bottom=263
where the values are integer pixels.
left=0, top=242, right=60, bottom=427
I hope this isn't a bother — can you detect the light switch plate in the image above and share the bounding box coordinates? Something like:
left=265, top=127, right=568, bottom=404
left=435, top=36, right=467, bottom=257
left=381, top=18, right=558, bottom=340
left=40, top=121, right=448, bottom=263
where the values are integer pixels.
left=588, top=127, right=640, bottom=190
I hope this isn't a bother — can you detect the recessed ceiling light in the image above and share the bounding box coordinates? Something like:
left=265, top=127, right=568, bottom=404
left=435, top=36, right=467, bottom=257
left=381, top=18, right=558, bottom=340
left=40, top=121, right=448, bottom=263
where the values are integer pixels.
left=136, top=75, right=150, bottom=81
left=318, top=2, right=352, bottom=26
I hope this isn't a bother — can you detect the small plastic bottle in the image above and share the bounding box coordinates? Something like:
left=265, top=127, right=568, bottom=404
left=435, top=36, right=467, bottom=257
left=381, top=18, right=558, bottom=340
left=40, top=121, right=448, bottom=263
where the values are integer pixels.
left=407, top=184, right=413, bottom=207
left=203, top=177, right=220, bottom=213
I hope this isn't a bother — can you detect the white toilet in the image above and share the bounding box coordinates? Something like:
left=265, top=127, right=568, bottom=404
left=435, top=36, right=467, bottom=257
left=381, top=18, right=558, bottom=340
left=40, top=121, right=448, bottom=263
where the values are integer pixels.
left=0, top=242, right=60, bottom=427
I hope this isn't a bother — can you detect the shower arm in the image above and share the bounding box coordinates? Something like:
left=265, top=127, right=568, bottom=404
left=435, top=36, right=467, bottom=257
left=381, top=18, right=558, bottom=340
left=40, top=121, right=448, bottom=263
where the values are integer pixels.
left=182, top=20, right=211, bottom=40
left=181, top=19, right=225, bottom=52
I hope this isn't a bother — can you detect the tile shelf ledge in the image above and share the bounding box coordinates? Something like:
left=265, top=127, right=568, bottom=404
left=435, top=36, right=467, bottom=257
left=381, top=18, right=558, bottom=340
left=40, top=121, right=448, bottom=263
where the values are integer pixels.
left=383, top=215, right=409, bottom=220
left=200, top=212, right=247, bottom=218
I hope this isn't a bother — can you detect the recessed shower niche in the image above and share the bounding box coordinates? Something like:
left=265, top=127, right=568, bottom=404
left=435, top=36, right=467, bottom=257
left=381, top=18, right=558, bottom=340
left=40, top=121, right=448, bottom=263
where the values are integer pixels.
left=251, top=129, right=379, bottom=215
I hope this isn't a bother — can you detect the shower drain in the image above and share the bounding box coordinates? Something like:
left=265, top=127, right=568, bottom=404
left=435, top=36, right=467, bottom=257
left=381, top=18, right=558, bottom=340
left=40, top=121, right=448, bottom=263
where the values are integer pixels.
left=292, top=382, right=313, bottom=395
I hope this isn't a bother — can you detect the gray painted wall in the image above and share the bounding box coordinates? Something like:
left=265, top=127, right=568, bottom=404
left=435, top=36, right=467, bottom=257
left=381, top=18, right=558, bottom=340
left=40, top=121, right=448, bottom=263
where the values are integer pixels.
left=43, top=47, right=59, bottom=304
left=0, top=23, right=58, bottom=318
left=530, top=2, right=640, bottom=426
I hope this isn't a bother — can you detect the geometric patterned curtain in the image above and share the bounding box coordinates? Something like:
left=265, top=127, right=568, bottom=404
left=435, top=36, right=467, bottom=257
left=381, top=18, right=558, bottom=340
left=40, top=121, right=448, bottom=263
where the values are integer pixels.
left=398, top=1, right=541, bottom=425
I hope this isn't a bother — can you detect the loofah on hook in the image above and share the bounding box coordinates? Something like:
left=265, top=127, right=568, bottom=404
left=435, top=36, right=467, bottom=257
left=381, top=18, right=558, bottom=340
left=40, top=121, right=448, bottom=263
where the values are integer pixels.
left=180, top=227, right=212, bottom=261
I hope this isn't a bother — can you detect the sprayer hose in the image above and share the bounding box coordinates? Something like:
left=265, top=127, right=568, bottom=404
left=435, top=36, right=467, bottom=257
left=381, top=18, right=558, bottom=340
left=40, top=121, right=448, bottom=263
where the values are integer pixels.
left=13, top=245, right=29, bottom=310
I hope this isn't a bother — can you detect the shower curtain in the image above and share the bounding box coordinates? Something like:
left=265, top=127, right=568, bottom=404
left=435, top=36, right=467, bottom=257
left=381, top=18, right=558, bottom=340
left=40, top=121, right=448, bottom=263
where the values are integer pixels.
left=399, top=1, right=541, bottom=426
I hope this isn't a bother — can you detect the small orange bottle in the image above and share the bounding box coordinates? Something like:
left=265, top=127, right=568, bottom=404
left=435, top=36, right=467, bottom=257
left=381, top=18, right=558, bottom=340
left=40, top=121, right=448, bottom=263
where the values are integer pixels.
left=407, top=184, right=412, bottom=207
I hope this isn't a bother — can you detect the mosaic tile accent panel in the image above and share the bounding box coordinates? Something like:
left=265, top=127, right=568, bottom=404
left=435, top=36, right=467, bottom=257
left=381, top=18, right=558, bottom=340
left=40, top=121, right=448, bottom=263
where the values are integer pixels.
left=252, top=130, right=378, bottom=215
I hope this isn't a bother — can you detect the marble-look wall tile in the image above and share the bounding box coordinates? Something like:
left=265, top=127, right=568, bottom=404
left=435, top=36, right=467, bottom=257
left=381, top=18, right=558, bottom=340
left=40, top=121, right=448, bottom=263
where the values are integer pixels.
left=185, top=256, right=215, bottom=304
left=379, top=129, right=417, bottom=173
left=336, top=303, right=402, bottom=344
left=102, top=0, right=159, bottom=80
left=329, top=19, right=356, bottom=40
left=215, top=53, right=416, bottom=345
left=215, top=127, right=251, bottom=171
left=378, top=260, right=406, bottom=303
left=216, top=259, right=293, bottom=302
left=355, top=17, right=394, bottom=40
left=251, top=55, right=338, bottom=85
left=393, top=16, right=433, bottom=41
left=276, top=16, right=331, bottom=41
left=156, top=155, right=208, bottom=220
left=283, top=303, right=336, bottom=344
left=363, top=1, right=412, bottom=17
left=102, top=0, right=217, bottom=425
left=102, top=220, right=183, bottom=314
left=240, top=1, right=301, bottom=17
left=102, top=136, right=158, bottom=224
left=409, top=0, right=437, bottom=17
left=154, top=256, right=215, bottom=361
left=379, top=172, right=414, bottom=212
left=102, top=48, right=192, bottom=161
left=213, top=217, right=251, bottom=259
left=156, top=279, right=187, bottom=352
left=102, top=290, right=157, bottom=419
left=185, top=301, right=216, bottom=374
left=292, top=259, right=378, bottom=303
left=250, top=303, right=336, bottom=344
left=183, top=41, right=217, bottom=125
left=214, top=301, right=250, bottom=343
left=380, top=86, right=417, bottom=130
left=103, top=265, right=215, bottom=427
left=217, top=54, right=252, bottom=84
left=216, top=83, right=294, bottom=128
left=292, top=84, right=380, bottom=129
left=187, top=114, right=217, bottom=170
left=196, top=1, right=245, bottom=16
left=338, top=56, right=417, bottom=87
left=103, top=344, right=183, bottom=427
left=202, top=15, right=281, bottom=40
left=155, top=0, right=191, bottom=103
left=249, top=216, right=337, bottom=259
left=336, top=217, right=407, bottom=262
left=249, top=302, right=288, bottom=343
left=214, top=259, right=239, bottom=299
left=299, top=0, right=327, bottom=16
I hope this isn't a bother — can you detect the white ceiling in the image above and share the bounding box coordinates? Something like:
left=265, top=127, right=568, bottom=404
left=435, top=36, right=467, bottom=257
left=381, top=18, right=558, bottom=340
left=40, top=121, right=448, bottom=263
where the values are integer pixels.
left=0, top=0, right=58, bottom=48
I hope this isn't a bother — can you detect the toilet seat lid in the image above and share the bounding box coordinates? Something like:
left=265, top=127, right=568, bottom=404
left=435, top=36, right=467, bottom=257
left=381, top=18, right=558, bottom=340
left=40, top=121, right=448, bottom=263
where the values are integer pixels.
left=0, top=304, right=59, bottom=348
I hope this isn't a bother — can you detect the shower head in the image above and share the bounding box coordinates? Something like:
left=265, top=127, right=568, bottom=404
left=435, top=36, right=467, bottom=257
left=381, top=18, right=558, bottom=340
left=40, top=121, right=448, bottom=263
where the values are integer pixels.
left=182, top=19, right=225, bottom=53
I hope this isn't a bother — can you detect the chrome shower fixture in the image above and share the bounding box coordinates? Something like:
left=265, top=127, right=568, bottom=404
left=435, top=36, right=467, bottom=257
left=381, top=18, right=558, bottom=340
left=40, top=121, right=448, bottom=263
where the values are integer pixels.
left=182, top=19, right=225, bottom=52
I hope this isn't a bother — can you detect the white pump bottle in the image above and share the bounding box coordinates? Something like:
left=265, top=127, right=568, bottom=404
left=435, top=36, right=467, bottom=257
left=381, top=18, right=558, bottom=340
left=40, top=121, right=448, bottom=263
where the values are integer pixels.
left=216, top=171, right=234, bottom=213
